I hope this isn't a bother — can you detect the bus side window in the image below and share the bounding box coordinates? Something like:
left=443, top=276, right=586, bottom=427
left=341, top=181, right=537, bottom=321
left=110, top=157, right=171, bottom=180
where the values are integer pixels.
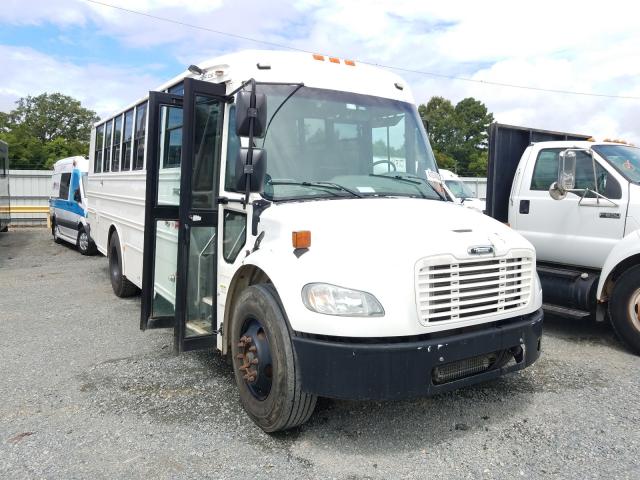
left=59, top=173, right=71, bottom=200
left=122, top=109, right=134, bottom=171
left=112, top=115, right=123, bottom=172
left=94, top=124, right=104, bottom=173
left=133, top=102, right=147, bottom=170
left=103, top=119, right=113, bottom=172
left=224, top=105, right=240, bottom=191
left=223, top=210, right=246, bottom=263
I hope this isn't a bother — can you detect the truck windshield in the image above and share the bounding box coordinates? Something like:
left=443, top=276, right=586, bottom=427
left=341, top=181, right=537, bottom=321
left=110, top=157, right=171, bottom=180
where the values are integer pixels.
left=592, top=144, right=640, bottom=184
left=258, top=85, right=439, bottom=201
left=445, top=180, right=474, bottom=199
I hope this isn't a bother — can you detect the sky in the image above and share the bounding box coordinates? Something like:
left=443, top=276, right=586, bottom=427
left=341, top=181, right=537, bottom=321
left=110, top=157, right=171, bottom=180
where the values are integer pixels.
left=1, top=0, right=640, bottom=142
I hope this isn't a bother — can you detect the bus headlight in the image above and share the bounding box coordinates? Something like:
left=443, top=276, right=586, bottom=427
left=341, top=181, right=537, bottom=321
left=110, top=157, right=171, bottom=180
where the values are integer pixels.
left=301, top=283, right=384, bottom=317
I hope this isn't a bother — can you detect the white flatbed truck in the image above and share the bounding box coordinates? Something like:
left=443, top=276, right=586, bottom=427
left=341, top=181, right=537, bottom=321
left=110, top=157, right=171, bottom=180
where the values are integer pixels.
left=487, top=123, right=640, bottom=353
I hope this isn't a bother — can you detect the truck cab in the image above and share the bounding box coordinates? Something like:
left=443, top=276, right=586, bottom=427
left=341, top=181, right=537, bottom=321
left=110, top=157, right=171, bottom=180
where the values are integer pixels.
left=487, top=123, right=640, bottom=353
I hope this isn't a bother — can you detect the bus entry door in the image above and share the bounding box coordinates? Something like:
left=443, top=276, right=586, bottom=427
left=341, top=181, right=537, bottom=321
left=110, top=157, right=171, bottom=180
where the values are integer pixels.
left=141, top=78, right=226, bottom=352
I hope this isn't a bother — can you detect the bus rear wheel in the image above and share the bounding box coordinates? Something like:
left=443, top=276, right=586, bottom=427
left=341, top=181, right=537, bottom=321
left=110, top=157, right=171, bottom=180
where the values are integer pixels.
left=108, top=230, right=138, bottom=297
left=609, top=265, right=640, bottom=355
left=230, top=284, right=317, bottom=432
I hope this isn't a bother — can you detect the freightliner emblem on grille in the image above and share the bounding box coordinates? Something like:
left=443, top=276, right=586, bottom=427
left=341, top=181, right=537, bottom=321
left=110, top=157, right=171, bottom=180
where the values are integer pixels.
left=468, top=245, right=494, bottom=255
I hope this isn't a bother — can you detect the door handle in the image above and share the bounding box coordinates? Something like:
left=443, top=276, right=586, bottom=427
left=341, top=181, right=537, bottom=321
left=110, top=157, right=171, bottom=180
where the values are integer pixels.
left=189, top=214, right=202, bottom=222
left=519, top=200, right=530, bottom=214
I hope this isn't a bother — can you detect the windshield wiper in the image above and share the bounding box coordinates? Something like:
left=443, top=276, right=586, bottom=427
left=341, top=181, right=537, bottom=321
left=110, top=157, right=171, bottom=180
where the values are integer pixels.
left=373, top=172, right=447, bottom=201
left=368, top=173, right=427, bottom=199
left=268, top=180, right=363, bottom=198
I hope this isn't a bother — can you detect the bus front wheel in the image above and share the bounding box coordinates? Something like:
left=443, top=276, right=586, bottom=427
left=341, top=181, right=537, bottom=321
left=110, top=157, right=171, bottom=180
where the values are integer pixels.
left=230, top=284, right=317, bottom=432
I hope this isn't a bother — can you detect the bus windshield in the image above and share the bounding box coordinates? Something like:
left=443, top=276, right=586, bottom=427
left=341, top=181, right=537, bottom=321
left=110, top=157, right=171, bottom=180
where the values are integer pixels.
left=257, top=85, right=439, bottom=201
left=592, top=144, right=640, bottom=184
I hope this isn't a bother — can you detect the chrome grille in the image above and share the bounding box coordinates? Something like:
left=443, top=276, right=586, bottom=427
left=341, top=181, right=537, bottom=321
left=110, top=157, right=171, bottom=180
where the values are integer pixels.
left=416, top=254, right=533, bottom=325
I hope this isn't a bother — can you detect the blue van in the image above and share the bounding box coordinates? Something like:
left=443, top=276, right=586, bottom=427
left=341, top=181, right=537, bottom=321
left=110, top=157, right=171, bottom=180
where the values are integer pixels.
left=49, top=156, right=96, bottom=255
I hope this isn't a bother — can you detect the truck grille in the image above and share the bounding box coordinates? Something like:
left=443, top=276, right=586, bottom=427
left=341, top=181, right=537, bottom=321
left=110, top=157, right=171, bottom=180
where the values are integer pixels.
left=416, top=254, right=533, bottom=325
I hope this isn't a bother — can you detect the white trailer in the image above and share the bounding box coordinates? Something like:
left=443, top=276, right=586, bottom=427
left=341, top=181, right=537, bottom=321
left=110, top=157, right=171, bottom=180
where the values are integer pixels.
left=88, top=51, right=543, bottom=432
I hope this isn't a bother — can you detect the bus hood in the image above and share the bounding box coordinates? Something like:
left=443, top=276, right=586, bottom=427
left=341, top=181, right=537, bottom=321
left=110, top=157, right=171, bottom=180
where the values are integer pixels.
left=258, top=197, right=530, bottom=259
left=248, top=197, right=539, bottom=337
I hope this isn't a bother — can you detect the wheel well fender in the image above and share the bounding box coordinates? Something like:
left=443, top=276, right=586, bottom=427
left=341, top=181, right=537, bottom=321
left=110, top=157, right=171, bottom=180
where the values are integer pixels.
left=597, top=230, right=640, bottom=301
left=107, top=224, right=125, bottom=270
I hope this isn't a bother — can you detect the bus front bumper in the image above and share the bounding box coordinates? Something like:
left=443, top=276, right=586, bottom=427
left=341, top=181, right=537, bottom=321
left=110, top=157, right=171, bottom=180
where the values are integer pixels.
left=292, top=308, right=543, bottom=401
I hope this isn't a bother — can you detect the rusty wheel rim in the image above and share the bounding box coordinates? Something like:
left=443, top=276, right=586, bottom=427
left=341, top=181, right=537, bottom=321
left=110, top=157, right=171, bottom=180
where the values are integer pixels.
left=630, top=288, right=640, bottom=331
left=236, top=318, right=273, bottom=400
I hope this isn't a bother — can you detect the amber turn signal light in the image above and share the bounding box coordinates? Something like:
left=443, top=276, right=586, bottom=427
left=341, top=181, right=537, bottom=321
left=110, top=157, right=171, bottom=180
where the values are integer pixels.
left=292, top=230, right=311, bottom=249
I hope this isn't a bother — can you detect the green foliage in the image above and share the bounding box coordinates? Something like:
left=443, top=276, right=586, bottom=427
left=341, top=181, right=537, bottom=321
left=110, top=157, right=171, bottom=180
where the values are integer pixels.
left=0, top=93, right=99, bottom=169
left=434, top=150, right=456, bottom=171
left=419, top=96, right=494, bottom=177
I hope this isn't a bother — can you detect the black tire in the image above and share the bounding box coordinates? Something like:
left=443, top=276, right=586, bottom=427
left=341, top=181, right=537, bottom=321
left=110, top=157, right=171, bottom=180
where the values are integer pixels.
left=77, top=227, right=97, bottom=256
left=230, top=284, right=317, bottom=432
left=108, top=230, right=138, bottom=297
left=609, top=265, right=640, bottom=355
left=51, top=219, right=62, bottom=244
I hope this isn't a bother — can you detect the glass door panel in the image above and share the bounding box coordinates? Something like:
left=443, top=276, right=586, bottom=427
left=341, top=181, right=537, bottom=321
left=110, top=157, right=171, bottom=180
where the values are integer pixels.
left=185, top=226, right=217, bottom=337
left=157, top=105, right=183, bottom=206
left=152, top=219, right=178, bottom=318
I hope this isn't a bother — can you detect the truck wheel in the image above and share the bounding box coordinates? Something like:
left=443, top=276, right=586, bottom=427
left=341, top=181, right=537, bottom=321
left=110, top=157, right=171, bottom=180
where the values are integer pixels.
left=230, top=284, right=317, bottom=432
left=52, top=219, right=62, bottom=244
left=77, top=227, right=96, bottom=256
left=108, top=230, right=138, bottom=297
left=609, top=265, right=640, bottom=355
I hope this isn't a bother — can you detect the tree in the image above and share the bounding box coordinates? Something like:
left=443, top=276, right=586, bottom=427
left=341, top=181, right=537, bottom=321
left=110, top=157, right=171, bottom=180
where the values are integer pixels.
left=0, top=93, right=99, bottom=169
left=418, top=96, right=494, bottom=177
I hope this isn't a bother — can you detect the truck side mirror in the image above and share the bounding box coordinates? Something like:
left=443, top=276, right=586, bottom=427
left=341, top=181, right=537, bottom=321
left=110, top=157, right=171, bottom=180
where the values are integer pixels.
left=235, top=91, right=267, bottom=138
left=558, top=150, right=577, bottom=190
left=234, top=148, right=267, bottom=193
left=549, top=150, right=577, bottom=200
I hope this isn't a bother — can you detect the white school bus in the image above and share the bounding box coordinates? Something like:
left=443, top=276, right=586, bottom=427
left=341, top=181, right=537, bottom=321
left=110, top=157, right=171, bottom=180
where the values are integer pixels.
left=87, top=50, right=543, bottom=432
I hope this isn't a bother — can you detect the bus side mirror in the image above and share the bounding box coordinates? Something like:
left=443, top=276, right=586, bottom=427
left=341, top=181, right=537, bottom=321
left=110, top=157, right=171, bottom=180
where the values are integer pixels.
left=549, top=150, right=577, bottom=200
left=235, top=91, right=267, bottom=138
left=235, top=148, right=267, bottom=193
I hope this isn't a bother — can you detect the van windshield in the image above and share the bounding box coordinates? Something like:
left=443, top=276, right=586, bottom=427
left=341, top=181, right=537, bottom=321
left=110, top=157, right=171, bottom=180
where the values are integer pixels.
left=592, top=144, right=640, bottom=184
left=257, top=85, right=440, bottom=201
left=445, top=180, right=474, bottom=199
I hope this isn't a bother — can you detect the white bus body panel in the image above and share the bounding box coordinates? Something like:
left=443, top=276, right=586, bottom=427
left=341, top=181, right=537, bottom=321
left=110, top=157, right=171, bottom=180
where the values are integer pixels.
left=87, top=171, right=146, bottom=287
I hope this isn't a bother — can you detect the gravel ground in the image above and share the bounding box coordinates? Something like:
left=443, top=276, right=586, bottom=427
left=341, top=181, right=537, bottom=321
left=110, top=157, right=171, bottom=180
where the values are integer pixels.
left=1, top=228, right=639, bottom=480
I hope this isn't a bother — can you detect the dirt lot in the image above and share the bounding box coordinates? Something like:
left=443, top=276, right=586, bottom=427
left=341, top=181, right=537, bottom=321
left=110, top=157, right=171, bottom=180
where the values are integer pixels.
left=1, top=228, right=639, bottom=479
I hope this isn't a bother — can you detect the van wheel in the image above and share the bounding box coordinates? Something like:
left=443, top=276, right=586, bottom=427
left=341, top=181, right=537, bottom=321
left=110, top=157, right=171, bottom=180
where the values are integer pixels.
left=609, top=265, right=640, bottom=355
left=230, top=284, right=317, bottom=432
left=52, top=219, right=62, bottom=244
left=77, top=227, right=96, bottom=256
left=108, top=230, right=138, bottom=297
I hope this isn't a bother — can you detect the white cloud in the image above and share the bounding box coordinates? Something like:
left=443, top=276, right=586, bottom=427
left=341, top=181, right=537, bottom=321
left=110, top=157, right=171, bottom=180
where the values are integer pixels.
left=2, top=0, right=640, bottom=141
left=0, top=45, right=162, bottom=118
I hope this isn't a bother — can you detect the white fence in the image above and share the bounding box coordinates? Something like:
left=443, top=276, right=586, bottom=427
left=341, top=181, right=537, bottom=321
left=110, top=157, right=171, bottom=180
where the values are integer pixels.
left=8, top=170, right=50, bottom=226
left=459, top=177, right=487, bottom=199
